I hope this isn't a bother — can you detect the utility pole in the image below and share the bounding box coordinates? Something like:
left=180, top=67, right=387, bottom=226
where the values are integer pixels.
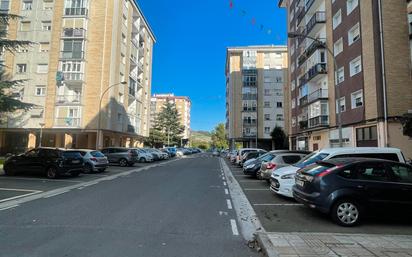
left=39, top=122, right=45, bottom=147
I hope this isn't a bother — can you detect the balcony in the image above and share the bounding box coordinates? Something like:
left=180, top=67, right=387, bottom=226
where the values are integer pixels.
left=64, top=7, right=88, bottom=16
left=56, top=95, right=82, bottom=105
left=307, top=88, right=328, bottom=103
left=296, top=6, right=305, bottom=25
left=299, top=95, right=308, bottom=106
left=243, top=120, right=257, bottom=127
left=130, top=55, right=138, bottom=66
left=299, top=120, right=308, bottom=130
left=298, top=38, right=326, bottom=66
left=127, top=124, right=136, bottom=133
left=54, top=117, right=81, bottom=128
left=60, top=51, right=84, bottom=60
left=304, top=12, right=326, bottom=37
left=309, top=115, right=329, bottom=128
left=242, top=107, right=257, bottom=112
left=243, top=132, right=257, bottom=138
left=299, top=63, right=327, bottom=86
left=62, top=72, right=84, bottom=82
left=242, top=94, right=257, bottom=100
left=61, top=28, right=86, bottom=38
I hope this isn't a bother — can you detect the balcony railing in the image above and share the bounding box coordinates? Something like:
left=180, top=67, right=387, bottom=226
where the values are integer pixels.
left=243, top=132, right=257, bottom=138
left=130, top=56, right=138, bottom=66
left=54, top=117, right=81, bottom=128
left=304, top=12, right=326, bottom=37
left=242, top=94, right=257, bottom=100
left=243, top=120, right=257, bottom=126
left=129, top=86, right=136, bottom=97
left=60, top=51, right=84, bottom=60
left=62, top=28, right=86, bottom=38
left=307, top=88, right=328, bottom=103
left=298, top=38, right=326, bottom=66
left=64, top=7, right=88, bottom=16
left=56, top=95, right=82, bottom=105
left=299, top=63, right=327, bottom=86
left=299, top=95, right=308, bottom=106
left=242, top=107, right=257, bottom=112
left=309, top=115, right=329, bottom=128
left=299, top=120, right=308, bottom=130
left=63, top=72, right=84, bottom=81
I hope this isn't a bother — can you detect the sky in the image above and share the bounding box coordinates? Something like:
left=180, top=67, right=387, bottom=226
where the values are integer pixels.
left=138, top=0, right=287, bottom=132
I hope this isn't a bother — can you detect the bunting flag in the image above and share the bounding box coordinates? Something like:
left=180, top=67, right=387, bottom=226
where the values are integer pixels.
left=227, top=0, right=282, bottom=41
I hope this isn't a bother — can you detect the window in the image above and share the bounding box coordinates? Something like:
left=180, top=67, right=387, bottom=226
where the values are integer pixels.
left=37, top=64, right=48, bottom=73
left=349, top=56, right=362, bottom=76
left=356, top=126, right=378, bottom=144
left=264, top=127, right=270, bottom=134
left=332, top=9, right=341, bottom=29
left=17, top=46, right=29, bottom=53
left=117, top=113, right=122, bottom=122
left=43, top=0, right=53, bottom=10
left=22, top=0, right=32, bottom=10
left=355, top=163, right=389, bottom=182
left=264, top=89, right=271, bottom=96
left=388, top=164, right=412, bottom=183
left=35, top=86, right=46, bottom=96
left=351, top=90, right=363, bottom=108
left=122, top=33, right=126, bottom=43
left=0, top=0, right=10, bottom=10
left=336, top=97, right=346, bottom=113
left=333, top=38, right=343, bottom=56
left=42, top=21, right=52, bottom=31
left=39, top=42, right=50, bottom=52
left=264, top=101, right=270, bottom=108
left=276, top=102, right=283, bottom=108
left=292, top=117, right=296, bottom=127
left=348, top=23, right=360, bottom=45
left=25, top=149, right=39, bottom=157
left=282, top=155, right=302, bottom=164
left=20, top=21, right=30, bottom=31
left=264, top=114, right=270, bottom=121
left=17, top=64, right=27, bottom=73
left=276, top=114, right=284, bottom=121
left=336, top=67, right=344, bottom=84
left=347, top=0, right=358, bottom=15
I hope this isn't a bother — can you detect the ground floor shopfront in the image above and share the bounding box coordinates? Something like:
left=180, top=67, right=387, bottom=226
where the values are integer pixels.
left=289, top=121, right=412, bottom=159
left=0, top=129, right=145, bottom=155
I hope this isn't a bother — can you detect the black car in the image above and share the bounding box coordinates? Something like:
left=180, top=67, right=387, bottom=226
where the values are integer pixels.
left=3, top=148, right=85, bottom=179
left=293, top=158, right=412, bottom=227
left=243, top=152, right=277, bottom=176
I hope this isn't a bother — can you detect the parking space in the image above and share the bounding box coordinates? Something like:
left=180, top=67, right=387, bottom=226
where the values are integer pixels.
left=0, top=162, right=153, bottom=204
left=225, top=159, right=412, bottom=235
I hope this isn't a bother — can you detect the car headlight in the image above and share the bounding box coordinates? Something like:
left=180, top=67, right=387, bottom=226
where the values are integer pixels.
left=281, top=173, right=295, bottom=179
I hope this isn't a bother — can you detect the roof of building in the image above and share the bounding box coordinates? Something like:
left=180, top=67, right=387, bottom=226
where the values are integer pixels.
left=132, top=0, right=157, bottom=42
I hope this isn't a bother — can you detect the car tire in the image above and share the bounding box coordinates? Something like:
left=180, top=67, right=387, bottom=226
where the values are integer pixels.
left=84, top=163, right=93, bottom=174
left=256, top=171, right=262, bottom=180
left=139, top=157, right=146, bottom=163
left=46, top=166, right=59, bottom=179
left=98, top=168, right=106, bottom=173
left=119, top=158, right=128, bottom=167
left=331, top=199, right=362, bottom=227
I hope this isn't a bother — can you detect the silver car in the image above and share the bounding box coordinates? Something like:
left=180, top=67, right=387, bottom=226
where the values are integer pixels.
left=257, top=153, right=307, bottom=180
left=78, top=150, right=109, bottom=173
left=101, top=147, right=139, bottom=167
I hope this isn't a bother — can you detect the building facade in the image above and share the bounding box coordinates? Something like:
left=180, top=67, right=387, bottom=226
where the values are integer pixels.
left=150, top=94, right=191, bottom=143
left=279, top=0, right=412, bottom=158
left=225, top=46, right=288, bottom=150
left=0, top=0, right=155, bottom=154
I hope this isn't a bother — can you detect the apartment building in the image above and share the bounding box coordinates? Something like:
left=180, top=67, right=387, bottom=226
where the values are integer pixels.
left=0, top=0, right=155, bottom=154
left=225, top=46, right=288, bottom=150
left=279, top=0, right=412, bottom=158
left=150, top=94, right=191, bottom=143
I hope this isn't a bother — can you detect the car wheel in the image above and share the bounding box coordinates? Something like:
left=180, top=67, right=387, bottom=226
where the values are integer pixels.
left=331, top=199, right=362, bottom=227
left=256, top=171, right=262, bottom=180
left=46, top=166, right=59, bottom=179
left=84, top=163, right=93, bottom=174
left=119, top=158, right=128, bottom=167
left=139, top=157, right=146, bottom=163
left=98, top=168, right=106, bottom=173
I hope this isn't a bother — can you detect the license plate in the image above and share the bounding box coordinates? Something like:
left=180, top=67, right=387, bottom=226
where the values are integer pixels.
left=296, top=179, right=304, bottom=187
left=72, top=160, right=80, bottom=164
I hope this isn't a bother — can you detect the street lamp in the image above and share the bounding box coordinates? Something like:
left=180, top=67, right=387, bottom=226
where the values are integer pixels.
left=39, top=122, right=45, bottom=147
left=288, top=32, right=343, bottom=147
left=96, top=81, right=128, bottom=150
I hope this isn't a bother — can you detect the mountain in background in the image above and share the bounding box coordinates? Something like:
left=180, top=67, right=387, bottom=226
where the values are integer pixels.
left=190, top=130, right=212, bottom=149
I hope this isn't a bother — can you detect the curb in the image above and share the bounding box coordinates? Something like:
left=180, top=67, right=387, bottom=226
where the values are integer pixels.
left=255, top=232, right=279, bottom=257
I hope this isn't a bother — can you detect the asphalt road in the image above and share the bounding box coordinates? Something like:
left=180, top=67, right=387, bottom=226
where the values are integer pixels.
left=0, top=155, right=258, bottom=257
left=226, top=159, right=412, bottom=235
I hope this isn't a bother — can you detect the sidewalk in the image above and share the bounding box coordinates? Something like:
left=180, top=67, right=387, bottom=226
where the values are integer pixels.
left=256, top=232, right=412, bottom=257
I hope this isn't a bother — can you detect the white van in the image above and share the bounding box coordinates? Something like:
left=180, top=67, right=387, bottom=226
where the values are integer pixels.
left=270, top=147, right=406, bottom=198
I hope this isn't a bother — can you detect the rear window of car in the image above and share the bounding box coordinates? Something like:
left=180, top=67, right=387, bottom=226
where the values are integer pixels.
left=295, top=152, right=329, bottom=168
left=62, top=151, right=82, bottom=158
left=282, top=155, right=303, bottom=164
left=91, top=151, right=105, bottom=157
left=331, top=153, right=400, bottom=162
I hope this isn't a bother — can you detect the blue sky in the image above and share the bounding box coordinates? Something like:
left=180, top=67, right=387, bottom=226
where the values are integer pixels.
left=138, top=0, right=287, bottom=131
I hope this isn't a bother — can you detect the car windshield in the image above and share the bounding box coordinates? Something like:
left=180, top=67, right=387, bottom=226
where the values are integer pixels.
left=294, top=152, right=329, bottom=168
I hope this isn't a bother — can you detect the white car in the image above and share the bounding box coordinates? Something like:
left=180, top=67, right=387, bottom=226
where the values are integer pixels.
left=235, top=148, right=266, bottom=166
left=270, top=147, right=407, bottom=198
left=134, top=148, right=153, bottom=163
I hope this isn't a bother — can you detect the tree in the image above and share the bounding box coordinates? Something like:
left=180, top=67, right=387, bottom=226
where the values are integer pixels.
left=0, top=13, right=34, bottom=113
left=270, top=126, right=288, bottom=150
left=146, top=101, right=185, bottom=147
left=211, top=123, right=228, bottom=149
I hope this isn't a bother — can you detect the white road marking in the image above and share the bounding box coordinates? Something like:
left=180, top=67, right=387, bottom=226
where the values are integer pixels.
left=224, top=189, right=229, bottom=195
left=0, top=205, right=19, bottom=211
left=218, top=211, right=228, bottom=216
left=230, top=219, right=239, bottom=236
left=253, top=203, right=303, bottom=206
left=0, top=191, right=42, bottom=203
left=0, top=177, right=83, bottom=183
left=237, top=180, right=265, bottom=183
left=223, top=181, right=227, bottom=186
left=226, top=199, right=233, bottom=209
left=43, top=190, right=70, bottom=198
left=222, top=176, right=226, bottom=181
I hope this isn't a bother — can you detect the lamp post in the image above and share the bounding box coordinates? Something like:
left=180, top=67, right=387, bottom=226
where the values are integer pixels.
left=39, top=122, right=45, bottom=147
left=96, top=81, right=128, bottom=150
left=288, top=32, right=343, bottom=147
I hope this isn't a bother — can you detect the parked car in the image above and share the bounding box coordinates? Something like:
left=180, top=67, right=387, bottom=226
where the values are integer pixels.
left=165, top=147, right=177, bottom=157
left=293, top=158, right=412, bottom=226
left=258, top=153, right=307, bottom=180
left=270, top=147, right=406, bottom=198
left=144, top=148, right=162, bottom=161
left=243, top=152, right=278, bottom=177
left=157, top=149, right=169, bottom=160
left=78, top=150, right=108, bottom=173
left=101, top=147, right=139, bottom=167
left=240, top=150, right=267, bottom=167
left=3, top=147, right=84, bottom=179
left=235, top=148, right=266, bottom=166
left=230, top=150, right=238, bottom=163
left=133, top=148, right=153, bottom=163
left=212, top=150, right=220, bottom=157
